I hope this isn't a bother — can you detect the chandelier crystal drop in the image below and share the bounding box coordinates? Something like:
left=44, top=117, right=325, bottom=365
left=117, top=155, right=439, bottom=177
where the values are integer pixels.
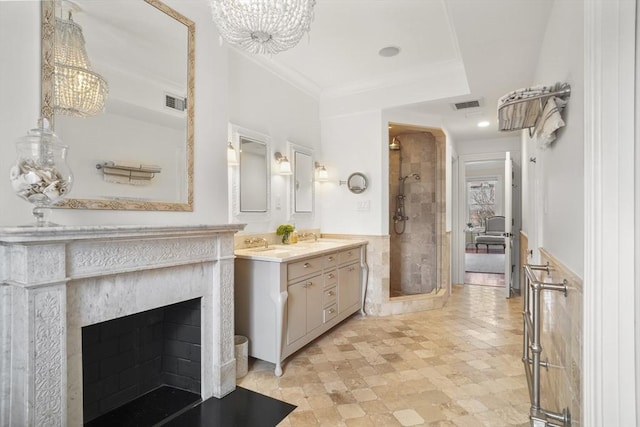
left=54, top=15, right=109, bottom=117
left=210, top=0, right=316, bottom=55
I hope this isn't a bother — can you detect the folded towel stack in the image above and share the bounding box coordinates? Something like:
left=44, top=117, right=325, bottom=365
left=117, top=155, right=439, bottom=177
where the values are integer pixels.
left=498, top=85, right=553, bottom=131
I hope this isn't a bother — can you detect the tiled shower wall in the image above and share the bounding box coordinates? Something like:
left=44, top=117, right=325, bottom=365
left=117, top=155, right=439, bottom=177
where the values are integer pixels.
left=389, top=132, right=438, bottom=296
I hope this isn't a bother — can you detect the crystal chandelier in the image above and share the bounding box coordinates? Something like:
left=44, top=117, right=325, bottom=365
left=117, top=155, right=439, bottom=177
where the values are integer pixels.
left=210, top=0, right=316, bottom=55
left=54, top=13, right=108, bottom=117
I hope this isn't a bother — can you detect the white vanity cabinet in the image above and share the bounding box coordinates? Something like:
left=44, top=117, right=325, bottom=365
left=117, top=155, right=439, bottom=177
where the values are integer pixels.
left=286, top=258, right=324, bottom=345
left=234, top=241, right=367, bottom=376
left=338, top=249, right=361, bottom=314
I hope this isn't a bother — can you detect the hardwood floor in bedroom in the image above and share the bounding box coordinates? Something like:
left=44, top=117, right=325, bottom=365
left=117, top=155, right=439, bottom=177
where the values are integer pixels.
left=464, top=247, right=506, bottom=288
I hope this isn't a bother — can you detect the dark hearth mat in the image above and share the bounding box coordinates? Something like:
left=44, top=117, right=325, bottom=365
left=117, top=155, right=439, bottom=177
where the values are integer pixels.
left=162, top=386, right=296, bottom=427
left=85, top=385, right=201, bottom=427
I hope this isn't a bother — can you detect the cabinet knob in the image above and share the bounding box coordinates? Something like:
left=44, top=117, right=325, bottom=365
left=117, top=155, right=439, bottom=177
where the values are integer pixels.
left=327, top=291, right=334, bottom=296
left=328, top=273, right=334, bottom=279
left=306, top=281, right=313, bottom=287
left=328, top=308, right=335, bottom=314
left=348, top=267, right=355, bottom=272
left=303, top=262, right=310, bottom=268
left=328, top=256, right=334, bottom=261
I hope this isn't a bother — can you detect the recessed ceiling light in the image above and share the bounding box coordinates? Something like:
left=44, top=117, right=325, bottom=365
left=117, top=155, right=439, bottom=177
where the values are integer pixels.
left=477, top=121, right=490, bottom=128
left=379, top=46, right=400, bottom=57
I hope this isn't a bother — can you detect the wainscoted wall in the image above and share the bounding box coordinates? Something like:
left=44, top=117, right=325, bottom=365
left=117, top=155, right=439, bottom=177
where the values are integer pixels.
left=322, top=234, right=450, bottom=317
left=536, top=248, right=583, bottom=425
left=520, top=231, right=530, bottom=291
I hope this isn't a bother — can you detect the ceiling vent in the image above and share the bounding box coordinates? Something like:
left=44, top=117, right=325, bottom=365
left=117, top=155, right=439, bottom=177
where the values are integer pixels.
left=452, top=100, right=481, bottom=111
left=165, top=94, right=186, bottom=112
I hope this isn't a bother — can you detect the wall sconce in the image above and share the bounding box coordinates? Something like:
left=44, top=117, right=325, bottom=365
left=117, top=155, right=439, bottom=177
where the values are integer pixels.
left=274, top=152, right=292, bottom=175
left=227, top=141, right=238, bottom=166
left=315, top=161, right=328, bottom=182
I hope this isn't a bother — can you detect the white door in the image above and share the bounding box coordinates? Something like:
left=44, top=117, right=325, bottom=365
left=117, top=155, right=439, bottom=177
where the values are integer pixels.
left=504, top=152, right=513, bottom=298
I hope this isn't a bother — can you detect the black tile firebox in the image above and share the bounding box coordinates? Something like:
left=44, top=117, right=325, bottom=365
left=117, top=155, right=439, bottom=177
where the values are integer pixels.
left=81, top=298, right=202, bottom=424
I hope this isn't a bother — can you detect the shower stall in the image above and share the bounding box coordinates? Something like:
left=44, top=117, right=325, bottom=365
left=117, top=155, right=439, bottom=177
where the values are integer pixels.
left=388, top=131, right=444, bottom=297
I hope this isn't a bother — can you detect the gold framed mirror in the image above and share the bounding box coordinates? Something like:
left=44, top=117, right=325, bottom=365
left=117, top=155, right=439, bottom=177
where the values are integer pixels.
left=41, top=0, right=194, bottom=211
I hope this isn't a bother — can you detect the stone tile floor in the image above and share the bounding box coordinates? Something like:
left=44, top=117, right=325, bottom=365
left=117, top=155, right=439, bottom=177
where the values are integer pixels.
left=237, top=285, right=530, bottom=426
left=464, top=272, right=506, bottom=288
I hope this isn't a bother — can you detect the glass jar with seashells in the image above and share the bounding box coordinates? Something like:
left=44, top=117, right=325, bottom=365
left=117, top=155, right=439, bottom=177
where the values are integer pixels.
left=10, top=119, right=73, bottom=226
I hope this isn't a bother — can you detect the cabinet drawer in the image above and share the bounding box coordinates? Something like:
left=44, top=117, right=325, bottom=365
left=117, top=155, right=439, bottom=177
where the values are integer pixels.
left=323, top=269, right=337, bottom=288
left=323, top=253, right=338, bottom=269
left=338, top=248, right=359, bottom=265
left=288, top=257, right=322, bottom=281
left=323, top=286, right=337, bottom=307
left=323, top=304, right=337, bottom=323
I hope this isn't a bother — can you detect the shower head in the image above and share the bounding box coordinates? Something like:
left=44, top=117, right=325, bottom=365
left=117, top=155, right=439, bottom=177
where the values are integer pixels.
left=389, top=137, right=401, bottom=150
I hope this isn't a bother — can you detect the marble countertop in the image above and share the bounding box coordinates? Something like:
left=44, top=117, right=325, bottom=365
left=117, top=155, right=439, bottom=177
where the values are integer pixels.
left=234, top=238, right=367, bottom=263
left=0, top=224, right=246, bottom=243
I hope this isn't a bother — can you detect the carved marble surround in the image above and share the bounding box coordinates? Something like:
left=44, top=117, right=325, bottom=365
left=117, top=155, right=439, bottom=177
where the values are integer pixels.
left=0, top=225, right=242, bottom=426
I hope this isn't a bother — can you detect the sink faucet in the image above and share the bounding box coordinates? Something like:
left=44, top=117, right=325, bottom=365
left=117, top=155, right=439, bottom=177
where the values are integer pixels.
left=244, top=237, right=268, bottom=248
left=299, top=232, right=318, bottom=242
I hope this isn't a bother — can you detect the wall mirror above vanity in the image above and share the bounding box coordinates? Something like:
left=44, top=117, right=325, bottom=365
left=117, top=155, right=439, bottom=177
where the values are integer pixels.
left=229, top=124, right=271, bottom=222
left=289, top=142, right=314, bottom=219
left=41, top=0, right=194, bottom=211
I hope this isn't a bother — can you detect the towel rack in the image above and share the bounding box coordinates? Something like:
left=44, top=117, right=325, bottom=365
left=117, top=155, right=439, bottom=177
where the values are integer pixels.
left=96, top=161, right=162, bottom=182
left=522, top=263, right=571, bottom=426
left=498, top=83, right=571, bottom=134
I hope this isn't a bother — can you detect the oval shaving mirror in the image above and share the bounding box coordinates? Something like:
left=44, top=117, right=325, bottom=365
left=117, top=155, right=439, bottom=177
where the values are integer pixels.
left=347, top=172, right=368, bottom=194
left=40, top=0, right=194, bottom=211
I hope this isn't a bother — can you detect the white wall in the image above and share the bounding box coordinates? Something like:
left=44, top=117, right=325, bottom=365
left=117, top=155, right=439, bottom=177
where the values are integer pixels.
left=318, top=111, right=383, bottom=235
left=227, top=49, right=321, bottom=234
left=317, top=108, right=452, bottom=237
left=0, top=0, right=229, bottom=227
left=455, top=136, right=520, bottom=157
left=523, top=0, right=584, bottom=276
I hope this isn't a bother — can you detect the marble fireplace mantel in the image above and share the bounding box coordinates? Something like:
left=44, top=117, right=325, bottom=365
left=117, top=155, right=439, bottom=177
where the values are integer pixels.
left=0, top=224, right=243, bottom=426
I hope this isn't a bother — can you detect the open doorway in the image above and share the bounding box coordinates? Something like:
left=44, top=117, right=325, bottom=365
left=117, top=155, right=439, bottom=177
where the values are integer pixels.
left=452, top=151, right=521, bottom=298
left=463, top=161, right=506, bottom=288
